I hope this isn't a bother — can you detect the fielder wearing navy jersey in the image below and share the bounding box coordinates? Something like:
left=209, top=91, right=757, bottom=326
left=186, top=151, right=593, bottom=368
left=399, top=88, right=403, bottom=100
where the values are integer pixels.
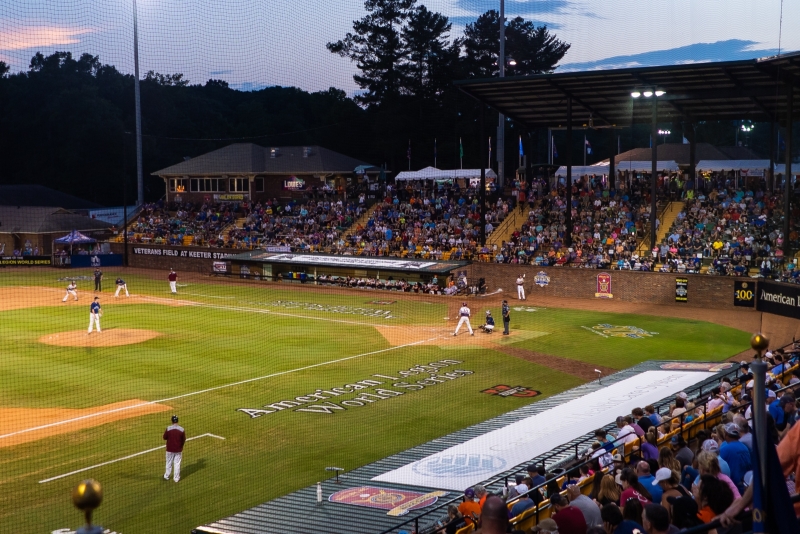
left=88, top=297, right=101, bottom=333
left=114, top=278, right=129, bottom=297
left=163, top=415, right=186, bottom=482
left=453, top=302, right=474, bottom=336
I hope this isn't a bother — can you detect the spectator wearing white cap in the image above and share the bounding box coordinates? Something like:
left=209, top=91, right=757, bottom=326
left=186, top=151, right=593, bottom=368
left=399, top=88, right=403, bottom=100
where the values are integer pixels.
left=652, top=467, right=690, bottom=513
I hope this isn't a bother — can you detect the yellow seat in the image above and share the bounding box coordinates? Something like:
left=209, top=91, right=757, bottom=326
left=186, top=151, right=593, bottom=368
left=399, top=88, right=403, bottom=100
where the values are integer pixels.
left=455, top=524, right=475, bottom=534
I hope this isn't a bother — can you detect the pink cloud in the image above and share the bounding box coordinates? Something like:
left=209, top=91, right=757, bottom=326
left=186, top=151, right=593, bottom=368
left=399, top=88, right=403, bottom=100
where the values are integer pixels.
left=0, top=24, right=93, bottom=52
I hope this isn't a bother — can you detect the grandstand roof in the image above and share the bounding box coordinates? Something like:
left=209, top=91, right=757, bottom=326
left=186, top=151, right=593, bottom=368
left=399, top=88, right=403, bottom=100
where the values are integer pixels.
left=152, top=144, right=379, bottom=177
left=455, top=53, right=800, bottom=128
left=599, top=142, right=762, bottom=166
left=0, top=185, right=104, bottom=209
left=0, top=206, right=111, bottom=234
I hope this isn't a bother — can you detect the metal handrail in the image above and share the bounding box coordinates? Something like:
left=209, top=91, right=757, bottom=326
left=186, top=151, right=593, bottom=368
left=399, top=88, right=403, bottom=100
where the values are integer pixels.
left=677, top=493, right=800, bottom=534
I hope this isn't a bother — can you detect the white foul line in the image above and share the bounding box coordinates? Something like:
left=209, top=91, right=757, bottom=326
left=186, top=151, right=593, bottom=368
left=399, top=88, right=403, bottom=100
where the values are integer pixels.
left=1, top=335, right=442, bottom=442
left=38, top=433, right=226, bottom=484
left=136, top=295, right=404, bottom=328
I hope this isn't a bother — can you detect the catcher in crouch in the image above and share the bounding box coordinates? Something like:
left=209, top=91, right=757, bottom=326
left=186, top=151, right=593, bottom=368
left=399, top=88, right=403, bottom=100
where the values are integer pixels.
left=480, top=310, right=496, bottom=333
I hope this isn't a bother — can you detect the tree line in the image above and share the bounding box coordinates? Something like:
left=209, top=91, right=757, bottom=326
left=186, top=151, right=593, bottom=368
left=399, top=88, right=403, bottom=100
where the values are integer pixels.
left=0, top=0, right=776, bottom=207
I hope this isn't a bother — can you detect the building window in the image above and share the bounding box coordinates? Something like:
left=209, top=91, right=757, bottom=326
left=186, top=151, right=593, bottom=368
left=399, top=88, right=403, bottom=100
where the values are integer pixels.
left=189, top=178, right=225, bottom=192
left=254, top=177, right=264, bottom=192
left=169, top=178, right=188, bottom=192
left=229, top=178, right=248, bottom=192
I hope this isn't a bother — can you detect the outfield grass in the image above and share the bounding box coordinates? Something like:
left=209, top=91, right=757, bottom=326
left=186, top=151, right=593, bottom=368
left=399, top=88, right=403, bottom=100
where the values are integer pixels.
left=0, top=269, right=749, bottom=533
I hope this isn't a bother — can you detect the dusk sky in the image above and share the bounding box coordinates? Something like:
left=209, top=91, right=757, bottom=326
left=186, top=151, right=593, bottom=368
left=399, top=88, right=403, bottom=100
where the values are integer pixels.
left=1, top=0, right=798, bottom=94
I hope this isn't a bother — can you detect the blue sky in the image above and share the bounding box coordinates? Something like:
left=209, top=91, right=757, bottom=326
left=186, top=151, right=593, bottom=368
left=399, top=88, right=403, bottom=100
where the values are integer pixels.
left=0, top=0, right=797, bottom=94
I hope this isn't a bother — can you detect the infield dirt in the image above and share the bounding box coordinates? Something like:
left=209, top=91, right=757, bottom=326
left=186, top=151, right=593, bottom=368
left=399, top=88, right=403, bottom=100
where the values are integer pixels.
left=0, top=399, right=172, bottom=448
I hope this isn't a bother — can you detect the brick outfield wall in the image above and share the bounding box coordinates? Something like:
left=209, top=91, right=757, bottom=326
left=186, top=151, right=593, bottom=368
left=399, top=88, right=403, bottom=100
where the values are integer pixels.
left=111, top=242, right=740, bottom=309
left=467, top=262, right=740, bottom=310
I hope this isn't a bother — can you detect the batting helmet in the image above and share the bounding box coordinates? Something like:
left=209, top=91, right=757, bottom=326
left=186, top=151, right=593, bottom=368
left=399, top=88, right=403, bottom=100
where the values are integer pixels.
left=486, top=310, right=491, bottom=315
left=171, top=415, right=179, bottom=424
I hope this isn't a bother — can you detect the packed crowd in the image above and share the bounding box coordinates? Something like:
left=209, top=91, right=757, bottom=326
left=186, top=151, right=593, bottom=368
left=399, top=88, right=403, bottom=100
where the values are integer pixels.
left=306, top=272, right=484, bottom=296
left=486, top=175, right=656, bottom=268
left=126, top=201, right=238, bottom=247
left=343, top=181, right=510, bottom=259
left=653, top=187, right=787, bottom=277
left=425, top=353, right=800, bottom=534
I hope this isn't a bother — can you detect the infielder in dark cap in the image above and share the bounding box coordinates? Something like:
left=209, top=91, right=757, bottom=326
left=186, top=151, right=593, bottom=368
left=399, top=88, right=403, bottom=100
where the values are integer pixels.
left=163, top=415, right=186, bottom=482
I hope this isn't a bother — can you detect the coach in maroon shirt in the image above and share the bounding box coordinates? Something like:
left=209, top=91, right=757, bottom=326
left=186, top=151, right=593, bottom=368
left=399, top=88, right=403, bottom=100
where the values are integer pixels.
left=163, top=415, right=185, bottom=482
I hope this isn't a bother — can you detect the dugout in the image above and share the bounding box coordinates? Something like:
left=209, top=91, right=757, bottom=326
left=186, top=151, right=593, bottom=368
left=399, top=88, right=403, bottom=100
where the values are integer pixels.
left=226, top=251, right=468, bottom=287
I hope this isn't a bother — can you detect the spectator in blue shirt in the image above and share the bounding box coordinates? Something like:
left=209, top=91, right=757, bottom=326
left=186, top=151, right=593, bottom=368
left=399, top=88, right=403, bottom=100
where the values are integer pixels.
left=718, top=423, right=752, bottom=494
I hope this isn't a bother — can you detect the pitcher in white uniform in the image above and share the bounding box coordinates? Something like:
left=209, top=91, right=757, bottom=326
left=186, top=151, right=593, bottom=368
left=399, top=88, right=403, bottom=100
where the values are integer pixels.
left=453, top=302, right=474, bottom=336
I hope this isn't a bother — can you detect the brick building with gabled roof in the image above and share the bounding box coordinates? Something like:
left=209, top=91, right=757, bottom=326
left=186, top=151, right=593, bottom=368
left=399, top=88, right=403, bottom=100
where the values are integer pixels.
left=152, top=143, right=381, bottom=203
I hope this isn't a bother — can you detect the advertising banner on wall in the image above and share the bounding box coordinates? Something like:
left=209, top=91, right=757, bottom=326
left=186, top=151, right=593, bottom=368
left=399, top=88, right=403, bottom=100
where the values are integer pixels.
left=755, top=280, right=800, bottom=319
left=0, top=255, right=52, bottom=266
left=595, top=272, right=613, bottom=298
left=131, top=246, right=235, bottom=260
left=734, top=280, right=756, bottom=308
left=71, top=254, right=123, bottom=268
left=675, top=278, right=688, bottom=303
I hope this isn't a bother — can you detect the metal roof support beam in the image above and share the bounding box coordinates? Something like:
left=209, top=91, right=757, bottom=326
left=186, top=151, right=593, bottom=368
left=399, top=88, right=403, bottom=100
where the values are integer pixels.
left=784, top=86, right=794, bottom=258
left=650, top=95, right=659, bottom=254
left=547, top=81, right=614, bottom=126
left=566, top=97, right=573, bottom=247
left=722, top=68, right=773, bottom=117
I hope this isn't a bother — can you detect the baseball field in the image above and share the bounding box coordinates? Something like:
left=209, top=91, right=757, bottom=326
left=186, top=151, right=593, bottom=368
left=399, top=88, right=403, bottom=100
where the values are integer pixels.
left=0, top=268, right=752, bottom=533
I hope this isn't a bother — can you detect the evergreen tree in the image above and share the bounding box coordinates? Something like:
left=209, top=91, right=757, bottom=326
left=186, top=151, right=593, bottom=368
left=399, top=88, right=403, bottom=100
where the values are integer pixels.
left=326, top=0, right=416, bottom=108
left=401, top=5, right=460, bottom=103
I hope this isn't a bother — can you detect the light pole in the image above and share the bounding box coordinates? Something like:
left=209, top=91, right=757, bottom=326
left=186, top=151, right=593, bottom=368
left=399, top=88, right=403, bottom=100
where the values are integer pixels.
left=632, top=88, right=665, bottom=253
left=133, top=0, right=144, bottom=207
left=497, top=0, right=505, bottom=189
left=658, top=129, right=671, bottom=144
left=740, top=123, right=753, bottom=147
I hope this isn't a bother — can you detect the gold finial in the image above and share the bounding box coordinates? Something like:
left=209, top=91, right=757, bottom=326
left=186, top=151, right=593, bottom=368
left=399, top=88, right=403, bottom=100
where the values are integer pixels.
left=72, top=479, right=103, bottom=528
left=750, top=333, right=769, bottom=355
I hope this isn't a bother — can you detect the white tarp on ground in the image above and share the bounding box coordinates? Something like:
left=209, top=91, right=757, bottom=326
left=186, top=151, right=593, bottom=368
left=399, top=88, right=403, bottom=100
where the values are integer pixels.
left=615, top=160, right=680, bottom=172
left=395, top=168, right=498, bottom=181
left=372, top=370, right=715, bottom=490
left=554, top=165, right=609, bottom=177
left=774, top=164, right=800, bottom=175
left=695, top=160, right=771, bottom=172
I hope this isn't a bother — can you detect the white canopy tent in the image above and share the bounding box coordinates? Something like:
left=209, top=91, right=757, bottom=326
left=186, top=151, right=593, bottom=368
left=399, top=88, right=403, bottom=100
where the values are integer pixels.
left=394, top=167, right=497, bottom=181
left=614, top=160, right=680, bottom=173
left=554, top=165, right=609, bottom=177
left=695, top=160, right=771, bottom=172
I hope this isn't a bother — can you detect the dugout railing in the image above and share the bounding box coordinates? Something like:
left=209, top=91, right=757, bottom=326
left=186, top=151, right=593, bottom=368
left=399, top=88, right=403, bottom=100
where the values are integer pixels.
left=376, top=355, right=799, bottom=534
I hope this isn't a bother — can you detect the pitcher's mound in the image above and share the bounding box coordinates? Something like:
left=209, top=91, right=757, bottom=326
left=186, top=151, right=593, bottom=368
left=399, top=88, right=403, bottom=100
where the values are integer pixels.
left=39, top=329, right=161, bottom=347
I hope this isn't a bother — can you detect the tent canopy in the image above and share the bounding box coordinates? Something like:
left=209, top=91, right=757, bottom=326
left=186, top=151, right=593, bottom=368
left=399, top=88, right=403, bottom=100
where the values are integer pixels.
left=695, top=160, right=772, bottom=172
left=54, top=230, right=97, bottom=244
left=394, top=167, right=498, bottom=181
left=555, top=165, right=609, bottom=177
left=614, top=160, right=680, bottom=172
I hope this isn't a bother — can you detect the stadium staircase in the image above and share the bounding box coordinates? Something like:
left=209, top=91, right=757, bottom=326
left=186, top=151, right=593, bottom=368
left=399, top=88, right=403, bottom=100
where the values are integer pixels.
left=341, top=203, right=380, bottom=241
left=486, top=203, right=527, bottom=248
left=220, top=217, right=246, bottom=243
left=635, top=200, right=685, bottom=257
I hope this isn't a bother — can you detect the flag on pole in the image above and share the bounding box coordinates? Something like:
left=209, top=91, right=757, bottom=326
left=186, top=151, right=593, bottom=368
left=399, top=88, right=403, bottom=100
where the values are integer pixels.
left=751, top=425, right=799, bottom=533
left=552, top=140, right=558, bottom=159
left=519, top=135, right=524, bottom=156
left=459, top=137, right=463, bottom=169
left=407, top=139, right=411, bottom=160
left=434, top=138, right=437, bottom=167
left=488, top=136, right=492, bottom=167
left=585, top=138, right=592, bottom=155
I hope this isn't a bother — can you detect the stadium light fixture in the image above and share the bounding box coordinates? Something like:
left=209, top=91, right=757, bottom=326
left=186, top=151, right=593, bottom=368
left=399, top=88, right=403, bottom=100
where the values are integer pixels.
left=508, top=57, right=517, bottom=66
left=655, top=90, right=666, bottom=97
left=630, top=91, right=642, bottom=98
left=643, top=90, right=654, bottom=98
